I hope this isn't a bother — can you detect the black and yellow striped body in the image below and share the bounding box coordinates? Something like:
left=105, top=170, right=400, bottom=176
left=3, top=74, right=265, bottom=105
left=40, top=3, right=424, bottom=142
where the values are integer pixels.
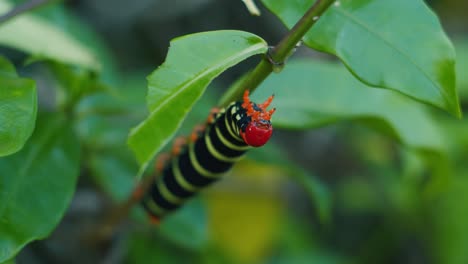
left=141, top=101, right=251, bottom=219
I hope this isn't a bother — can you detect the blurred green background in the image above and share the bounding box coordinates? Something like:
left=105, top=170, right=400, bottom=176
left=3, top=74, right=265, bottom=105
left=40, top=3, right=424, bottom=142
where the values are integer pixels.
left=2, top=0, right=468, bottom=263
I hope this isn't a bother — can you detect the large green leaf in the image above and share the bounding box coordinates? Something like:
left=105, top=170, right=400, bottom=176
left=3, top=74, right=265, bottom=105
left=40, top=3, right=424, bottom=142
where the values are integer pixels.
left=252, top=60, right=444, bottom=153
left=128, top=30, right=268, bottom=169
left=0, top=1, right=100, bottom=71
left=0, top=56, right=36, bottom=157
left=0, top=113, right=80, bottom=262
left=261, top=0, right=460, bottom=117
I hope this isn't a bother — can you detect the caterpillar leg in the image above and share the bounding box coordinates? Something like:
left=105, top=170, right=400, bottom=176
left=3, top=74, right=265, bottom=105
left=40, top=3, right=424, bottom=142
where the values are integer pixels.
left=171, top=137, right=188, bottom=156
left=207, top=107, right=220, bottom=124
left=190, top=124, right=206, bottom=142
left=131, top=185, right=145, bottom=201
left=133, top=185, right=160, bottom=226
left=135, top=152, right=171, bottom=226
left=148, top=215, right=161, bottom=225
left=155, top=152, right=171, bottom=173
left=132, top=152, right=170, bottom=202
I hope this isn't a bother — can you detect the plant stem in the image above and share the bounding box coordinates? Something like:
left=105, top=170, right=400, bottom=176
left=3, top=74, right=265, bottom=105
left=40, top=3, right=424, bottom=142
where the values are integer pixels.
left=0, top=0, right=55, bottom=25
left=219, top=0, right=335, bottom=106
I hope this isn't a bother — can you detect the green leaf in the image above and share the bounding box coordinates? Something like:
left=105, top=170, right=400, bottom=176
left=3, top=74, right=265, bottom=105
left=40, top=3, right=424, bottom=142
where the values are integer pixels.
left=19, top=2, right=120, bottom=85
left=261, top=0, right=460, bottom=117
left=0, top=56, right=36, bottom=157
left=74, top=74, right=147, bottom=150
left=47, top=61, right=106, bottom=110
left=252, top=60, right=444, bottom=153
left=128, top=30, right=268, bottom=170
left=0, top=1, right=100, bottom=71
left=39, top=4, right=120, bottom=85
left=0, top=113, right=80, bottom=262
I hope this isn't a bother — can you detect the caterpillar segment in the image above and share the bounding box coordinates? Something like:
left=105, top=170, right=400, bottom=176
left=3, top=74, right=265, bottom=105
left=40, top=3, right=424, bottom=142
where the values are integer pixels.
left=141, top=90, right=275, bottom=222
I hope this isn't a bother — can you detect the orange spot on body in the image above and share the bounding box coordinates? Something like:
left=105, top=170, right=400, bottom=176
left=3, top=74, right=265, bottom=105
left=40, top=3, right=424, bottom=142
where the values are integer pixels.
left=149, top=215, right=161, bottom=225
left=207, top=107, right=220, bottom=124
left=190, top=124, right=205, bottom=142
left=171, top=137, right=187, bottom=156
left=155, top=153, right=171, bottom=173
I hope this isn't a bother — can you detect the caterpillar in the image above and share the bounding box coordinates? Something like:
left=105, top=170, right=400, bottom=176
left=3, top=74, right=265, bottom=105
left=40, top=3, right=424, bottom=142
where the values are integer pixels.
left=140, top=90, right=275, bottom=223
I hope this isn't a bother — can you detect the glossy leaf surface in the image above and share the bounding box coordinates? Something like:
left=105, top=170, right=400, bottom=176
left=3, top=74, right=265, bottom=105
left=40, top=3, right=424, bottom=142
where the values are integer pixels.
left=261, top=0, right=460, bottom=116
left=0, top=114, right=80, bottom=262
left=253, top=60, right=444, bottom=153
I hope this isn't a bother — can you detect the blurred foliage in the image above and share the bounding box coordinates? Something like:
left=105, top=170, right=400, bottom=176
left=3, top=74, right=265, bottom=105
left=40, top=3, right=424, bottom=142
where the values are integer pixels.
left=0, top=113, right=79, bottom=263
left=0, top=55, right=36, bottom=156
left=0, top=0, right=467, bottom=264
left=261, top=0, right=460, bottom=117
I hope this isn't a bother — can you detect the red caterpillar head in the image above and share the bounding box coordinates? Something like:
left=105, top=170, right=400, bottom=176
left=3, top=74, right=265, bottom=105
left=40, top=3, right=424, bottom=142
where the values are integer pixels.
left=240, top=90, right=276, bottom=147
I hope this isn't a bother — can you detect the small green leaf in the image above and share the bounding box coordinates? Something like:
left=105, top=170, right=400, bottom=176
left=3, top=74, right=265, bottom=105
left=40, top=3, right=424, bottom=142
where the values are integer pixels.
left=0, top=1, right=100, bottom=71
left=46, top=61, right=107, bottom=110
left=0, top=113, right=80, bottom=262
left=128, top=30, right=268, bottom=170
left=252, top=60, right=444, bottom=153
left=261, top=0, right=460, bottom=117
left=0, top=56, right=36, bottom=156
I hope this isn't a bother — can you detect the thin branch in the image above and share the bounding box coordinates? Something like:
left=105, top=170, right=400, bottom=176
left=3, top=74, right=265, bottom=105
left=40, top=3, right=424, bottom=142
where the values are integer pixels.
left=219, top=0, right=336, bottom=106
left=0, top=0, right=54, bottom=25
